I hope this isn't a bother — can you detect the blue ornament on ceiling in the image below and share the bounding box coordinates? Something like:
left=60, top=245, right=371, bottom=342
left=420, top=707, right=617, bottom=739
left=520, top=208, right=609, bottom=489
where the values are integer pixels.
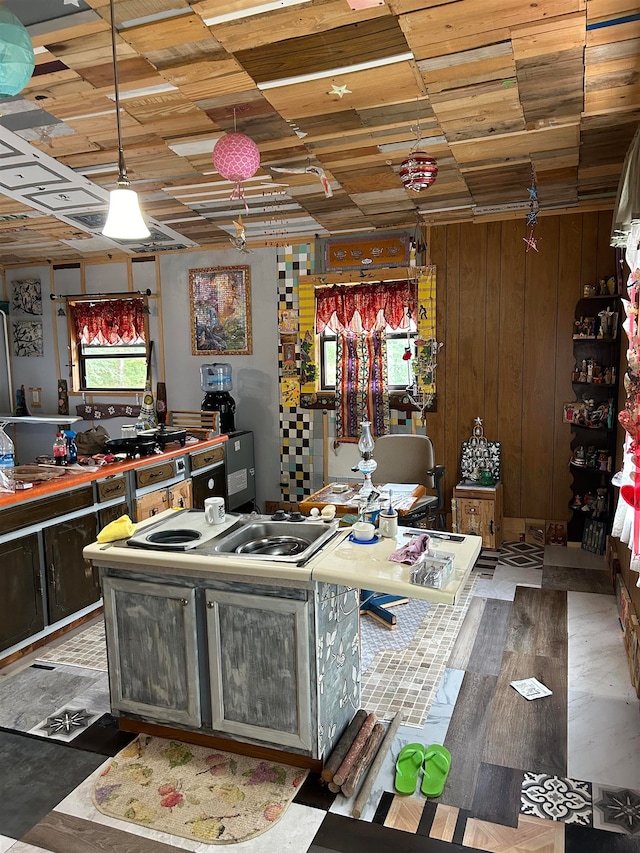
left=0, top=8, right=35, bottom=98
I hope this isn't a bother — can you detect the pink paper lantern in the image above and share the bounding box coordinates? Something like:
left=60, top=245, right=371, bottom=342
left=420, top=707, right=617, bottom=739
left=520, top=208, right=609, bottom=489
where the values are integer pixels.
left=213, top=133, right=260, bottom=183
left=399, top=151, right=438, bottom=192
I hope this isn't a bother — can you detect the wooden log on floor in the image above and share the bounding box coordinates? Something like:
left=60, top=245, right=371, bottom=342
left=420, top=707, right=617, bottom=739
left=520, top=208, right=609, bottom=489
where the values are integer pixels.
left=333, top=711, right=377, bottom=787
left=328, top=781, right=341, bottom=793
left=320, top=708, right=367, bottom=783
left=341, top=721, right=385, bottom=798
left=352, top=711, right=402, bottom=819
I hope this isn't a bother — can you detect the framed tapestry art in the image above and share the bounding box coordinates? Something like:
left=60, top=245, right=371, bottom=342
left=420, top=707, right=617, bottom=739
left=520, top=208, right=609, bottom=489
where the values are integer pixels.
left=190, top=266, right=252, bottom=355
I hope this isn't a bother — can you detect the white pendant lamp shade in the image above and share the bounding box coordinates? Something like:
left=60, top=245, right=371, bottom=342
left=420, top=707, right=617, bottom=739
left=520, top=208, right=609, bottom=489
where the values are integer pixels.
left=101, top=0, right=149, bottom=241
left=103, top=184, right=150, bottom=240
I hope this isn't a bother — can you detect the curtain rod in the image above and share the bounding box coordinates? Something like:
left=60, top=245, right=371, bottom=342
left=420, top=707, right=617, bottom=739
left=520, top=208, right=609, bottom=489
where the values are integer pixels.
left=50, top=289, right=153, bottom=301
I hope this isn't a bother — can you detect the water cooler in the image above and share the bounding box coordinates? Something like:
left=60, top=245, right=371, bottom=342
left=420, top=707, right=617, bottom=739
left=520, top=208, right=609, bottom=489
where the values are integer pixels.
left=200, top=363, right=236, bottom=434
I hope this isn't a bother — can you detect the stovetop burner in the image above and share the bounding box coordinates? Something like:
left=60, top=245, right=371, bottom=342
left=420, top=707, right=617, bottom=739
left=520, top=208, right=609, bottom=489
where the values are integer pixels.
left=127, top=509, right=234, bottom=551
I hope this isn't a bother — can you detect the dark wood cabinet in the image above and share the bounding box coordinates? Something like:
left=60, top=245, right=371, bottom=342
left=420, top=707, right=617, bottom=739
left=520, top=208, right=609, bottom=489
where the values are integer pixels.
left=0, top=533, right=43, bottom=652
left=44, top=513, right=100, bottom=623
left=567, top=295, right=620, bottom=551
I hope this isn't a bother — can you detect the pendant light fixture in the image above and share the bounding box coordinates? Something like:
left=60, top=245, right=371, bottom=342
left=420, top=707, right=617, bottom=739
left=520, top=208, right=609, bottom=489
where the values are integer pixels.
left=102, top=0, right=149, bottom=240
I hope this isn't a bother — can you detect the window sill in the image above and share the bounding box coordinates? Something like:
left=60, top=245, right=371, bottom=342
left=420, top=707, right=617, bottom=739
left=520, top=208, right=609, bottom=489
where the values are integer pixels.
left=300, top=391, right=437, bottom=413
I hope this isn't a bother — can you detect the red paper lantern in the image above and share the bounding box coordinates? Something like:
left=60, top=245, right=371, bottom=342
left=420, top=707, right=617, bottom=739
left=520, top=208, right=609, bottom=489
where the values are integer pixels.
left=399, top=151, right=438, bottom=192
left=212, top=133, right=260, bottom=183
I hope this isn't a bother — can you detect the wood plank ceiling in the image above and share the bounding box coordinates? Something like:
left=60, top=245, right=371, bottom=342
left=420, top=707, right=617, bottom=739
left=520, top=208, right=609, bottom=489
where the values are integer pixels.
left=0, top=0, right=637, bottom=262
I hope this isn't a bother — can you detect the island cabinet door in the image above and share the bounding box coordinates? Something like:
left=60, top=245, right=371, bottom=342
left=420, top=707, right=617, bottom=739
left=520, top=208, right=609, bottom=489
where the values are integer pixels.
left=102, top=576, right=201, bottom=728
left=205, top=590, right=313, bottom=752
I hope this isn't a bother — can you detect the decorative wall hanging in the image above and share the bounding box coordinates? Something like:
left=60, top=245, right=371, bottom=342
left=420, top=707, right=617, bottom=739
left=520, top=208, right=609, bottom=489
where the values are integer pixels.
left=212, top=132, right=260, bottom=211
left=12, top=321, right=43, bottom=357
left=405, top=266, right=441, bottom=421
left=281, top=335, right=297, bottom=378
left=324, top=232, right=410, bottom=272
left=523, top=165, right=540, bottom=253
left=11, top=279, right=42, bottom=315
left=190, top=266, right=252, bottom=355
left=281, top=377, right=300, bottom=407
left=57, top=379, right=69, bottom=415
left=76, top=402, right=141, bottom=420
left=278, top=309, right=298, bottom=335
left=230, top=216, right=250, bottom=253
left=300, top=329, right=316, bottom=383
left=0, top=8, right=35, bottom=97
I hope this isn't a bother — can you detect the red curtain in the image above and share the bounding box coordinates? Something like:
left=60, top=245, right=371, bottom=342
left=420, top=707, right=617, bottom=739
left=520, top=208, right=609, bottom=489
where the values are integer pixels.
left=316, top=280, right=416, bottom=333
left=70, top=298, right=146, bottom=346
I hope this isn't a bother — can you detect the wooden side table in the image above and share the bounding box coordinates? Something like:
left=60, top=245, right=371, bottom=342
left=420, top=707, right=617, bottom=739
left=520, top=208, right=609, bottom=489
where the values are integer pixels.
left=451, top=482, right=503, bottom=550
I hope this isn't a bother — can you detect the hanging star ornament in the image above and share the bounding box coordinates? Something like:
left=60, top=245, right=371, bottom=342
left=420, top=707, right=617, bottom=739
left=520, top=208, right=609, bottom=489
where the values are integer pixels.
left=527, top=184, right=538, bottom=200
left=523, top=229, right=540, bottom=253
left=527, top=209, right=539, bottom=226
left=328, top=84, right=351, bottom=98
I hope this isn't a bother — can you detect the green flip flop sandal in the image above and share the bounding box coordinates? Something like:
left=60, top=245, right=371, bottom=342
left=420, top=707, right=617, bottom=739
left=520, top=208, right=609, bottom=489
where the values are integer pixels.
left=421, top=744, right=451, bottom=797
left=394, top=742, right=425, bottom=794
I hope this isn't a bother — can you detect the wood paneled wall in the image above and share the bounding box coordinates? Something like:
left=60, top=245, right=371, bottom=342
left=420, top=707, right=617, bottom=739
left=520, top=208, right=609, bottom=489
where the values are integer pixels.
left=427, top=210, right=617, bottom=523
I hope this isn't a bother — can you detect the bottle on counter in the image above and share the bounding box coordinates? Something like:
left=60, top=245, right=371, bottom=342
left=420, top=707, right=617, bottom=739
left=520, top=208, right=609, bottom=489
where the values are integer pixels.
left=64, top=429, right=78, bottom=464
left=0, top=424, right=15, bottom=493
left=53, top=430, right=68, bottom=466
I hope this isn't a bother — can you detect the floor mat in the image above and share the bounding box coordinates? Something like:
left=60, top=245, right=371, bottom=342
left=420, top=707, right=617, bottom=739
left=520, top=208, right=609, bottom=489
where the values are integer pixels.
left=93, top=734, right=307, bottom=844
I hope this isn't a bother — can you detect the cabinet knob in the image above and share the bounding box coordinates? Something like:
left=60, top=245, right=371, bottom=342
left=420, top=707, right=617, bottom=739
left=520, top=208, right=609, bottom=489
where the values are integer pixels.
left=180, top=598, right=188, bottom=606
left=207, top=601, right=214, bottom=608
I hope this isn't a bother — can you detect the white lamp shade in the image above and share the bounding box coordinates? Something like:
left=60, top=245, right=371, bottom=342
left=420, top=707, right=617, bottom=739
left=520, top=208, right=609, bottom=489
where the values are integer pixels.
left=102, top=187, right=150, bottom=240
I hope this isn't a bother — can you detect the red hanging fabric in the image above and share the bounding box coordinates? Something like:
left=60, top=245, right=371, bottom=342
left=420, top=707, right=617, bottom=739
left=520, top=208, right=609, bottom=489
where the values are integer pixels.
left=316, top=280, right=416, bottom=333
left=70, top=298, right=147, bottom=346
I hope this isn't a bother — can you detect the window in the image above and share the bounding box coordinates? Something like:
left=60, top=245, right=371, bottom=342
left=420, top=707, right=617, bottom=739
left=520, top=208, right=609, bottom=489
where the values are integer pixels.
left=320, top=325, right=417, bottom=390
left=68, top=296, right=148, bottom=392
left=316, top=279, right=417, bottom=391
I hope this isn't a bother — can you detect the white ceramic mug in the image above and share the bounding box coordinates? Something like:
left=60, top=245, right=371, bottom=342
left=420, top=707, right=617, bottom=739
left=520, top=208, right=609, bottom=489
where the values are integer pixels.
left=204, top=496, right=225, bottom=525
left=379, top=511, right=398, bottom=538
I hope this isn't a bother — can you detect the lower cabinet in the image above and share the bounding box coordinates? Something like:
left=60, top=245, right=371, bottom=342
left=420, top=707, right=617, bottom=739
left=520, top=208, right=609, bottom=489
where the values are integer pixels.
left=102, top=576, right=201, bottom=728
left=44, top=513, right=100, bottom=623
left=98, top=569, right=359, bottom=759
left=451, top=482, right=503, bottom=550
left=0, top=533, right=43, bottom=653
left=205, top=589, right=312, bottom=751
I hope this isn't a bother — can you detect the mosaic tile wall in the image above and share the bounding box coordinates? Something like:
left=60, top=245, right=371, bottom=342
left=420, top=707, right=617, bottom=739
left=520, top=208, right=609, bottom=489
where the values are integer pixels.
left=277, top=244, right=314, bottom=503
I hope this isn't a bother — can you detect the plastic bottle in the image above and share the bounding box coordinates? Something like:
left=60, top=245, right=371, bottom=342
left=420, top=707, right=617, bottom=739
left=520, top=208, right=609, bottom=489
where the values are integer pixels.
left=64, top=429, right=78, bottom=463
left=53, top=431, right=68, bottom=466
left=0, top=425, right=15, bottom=493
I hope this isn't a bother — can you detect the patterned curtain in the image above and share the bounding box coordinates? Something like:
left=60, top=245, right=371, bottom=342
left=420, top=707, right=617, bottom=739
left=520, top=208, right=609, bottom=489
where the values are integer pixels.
left=316, top=280, right=414, bottom=333
left=335, top=330, right=389, bottom=440
left=69, top=297, right=146, bottom=347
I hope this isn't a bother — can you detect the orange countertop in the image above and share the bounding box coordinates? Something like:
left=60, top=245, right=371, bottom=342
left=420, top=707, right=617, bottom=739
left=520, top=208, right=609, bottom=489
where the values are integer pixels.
left=0, top=435, right=228, bottom=508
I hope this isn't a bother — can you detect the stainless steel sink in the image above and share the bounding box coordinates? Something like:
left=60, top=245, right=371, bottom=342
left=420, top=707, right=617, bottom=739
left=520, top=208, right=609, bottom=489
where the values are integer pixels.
left=207, top=518, right=340, bottom=563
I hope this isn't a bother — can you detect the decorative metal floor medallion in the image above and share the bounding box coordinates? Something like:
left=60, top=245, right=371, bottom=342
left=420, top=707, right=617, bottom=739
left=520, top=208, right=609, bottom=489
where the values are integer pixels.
left=40, top=707, right=92, bottom=736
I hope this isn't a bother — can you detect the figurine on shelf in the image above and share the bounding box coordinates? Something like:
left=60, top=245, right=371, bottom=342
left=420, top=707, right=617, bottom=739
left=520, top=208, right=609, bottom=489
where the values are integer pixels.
left=598, top=449, right=609, bottom=471
left=593, top=488, right=608, bottom=518
left=598, top=306, right=615, bottom=340
left=571, top=493, right=582, bottom=509
left=572, top=445, right=586, bottom=466
left=586, top=446, right=598, bottom=468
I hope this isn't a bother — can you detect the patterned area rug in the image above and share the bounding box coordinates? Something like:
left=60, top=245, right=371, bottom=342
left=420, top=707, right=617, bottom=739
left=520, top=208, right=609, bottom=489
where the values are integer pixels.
left=37, top=620, right=107, bottom=671
left=93, top=735, right=307, bottom=844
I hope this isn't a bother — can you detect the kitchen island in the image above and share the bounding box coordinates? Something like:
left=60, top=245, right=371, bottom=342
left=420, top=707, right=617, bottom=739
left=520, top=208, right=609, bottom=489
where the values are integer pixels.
left=83, top=516, right=481, bottom=768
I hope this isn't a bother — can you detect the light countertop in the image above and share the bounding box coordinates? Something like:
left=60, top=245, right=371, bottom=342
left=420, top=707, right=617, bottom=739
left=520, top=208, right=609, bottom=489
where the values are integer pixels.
left=83, top=512, right=481, bottom=605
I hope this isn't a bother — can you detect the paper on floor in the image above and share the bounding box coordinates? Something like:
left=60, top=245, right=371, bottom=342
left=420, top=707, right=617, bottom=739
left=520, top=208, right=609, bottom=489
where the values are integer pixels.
left=510, top=677, right=552, bottom=700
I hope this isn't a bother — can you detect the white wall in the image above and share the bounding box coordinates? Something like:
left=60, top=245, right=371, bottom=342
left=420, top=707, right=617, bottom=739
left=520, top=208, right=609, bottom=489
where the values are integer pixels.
left=2, top=248, right=281, bottom=509
left=159, top=247, right=280, bottom=508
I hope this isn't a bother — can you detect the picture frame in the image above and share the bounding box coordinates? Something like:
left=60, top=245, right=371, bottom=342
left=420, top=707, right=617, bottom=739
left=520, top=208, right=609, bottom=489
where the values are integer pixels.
left=189, top=266, right=252, bottom=355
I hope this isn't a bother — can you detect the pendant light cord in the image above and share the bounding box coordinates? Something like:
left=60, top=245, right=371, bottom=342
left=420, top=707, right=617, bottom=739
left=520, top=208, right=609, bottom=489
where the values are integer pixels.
left=109, top=0, right=127, bottom=184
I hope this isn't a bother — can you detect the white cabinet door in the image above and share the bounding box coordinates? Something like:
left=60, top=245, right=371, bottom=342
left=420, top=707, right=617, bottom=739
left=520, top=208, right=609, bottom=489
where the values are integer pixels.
left=103, top=576, right=201, bottom=728
left=205, top=589, right=312, bottom=751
